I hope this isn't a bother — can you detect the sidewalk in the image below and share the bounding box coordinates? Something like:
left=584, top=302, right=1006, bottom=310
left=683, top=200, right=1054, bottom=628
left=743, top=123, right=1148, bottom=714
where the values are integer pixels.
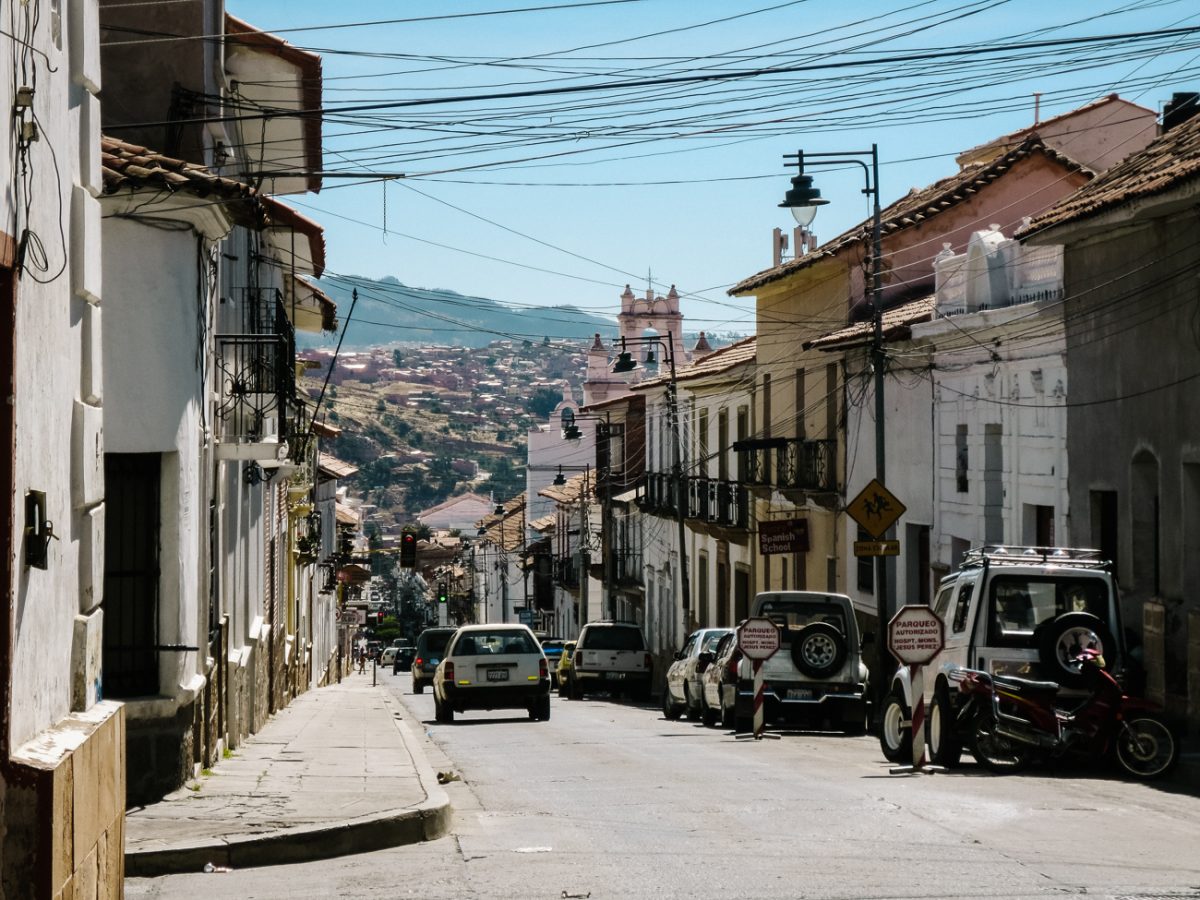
left=125, top=674, right=451, bottom=877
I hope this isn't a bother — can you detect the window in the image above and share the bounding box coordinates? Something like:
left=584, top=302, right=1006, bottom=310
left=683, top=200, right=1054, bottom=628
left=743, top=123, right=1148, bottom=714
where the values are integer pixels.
left=697, top=552, right=709, bottom=627
left=951, top=580, right=975, bottom=633
left=698, top=408, right=709, bottom=477
left=955, top=424, right=969, bottom=493
left=933, top=584, right=955, bottom=621
left=987, top=576, right=1110, bottom=647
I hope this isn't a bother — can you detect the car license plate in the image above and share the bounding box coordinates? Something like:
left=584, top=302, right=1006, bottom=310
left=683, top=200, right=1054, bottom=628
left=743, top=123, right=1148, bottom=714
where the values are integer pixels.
left=786, top=688, right=814, bottom=700
left=604, top=672, right=626, bottom=680
left=486, top=669, right=509, bottom=682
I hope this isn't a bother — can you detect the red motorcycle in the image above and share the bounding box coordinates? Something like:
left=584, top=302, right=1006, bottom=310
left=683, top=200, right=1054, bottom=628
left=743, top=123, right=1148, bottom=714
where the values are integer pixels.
left=948, top=649, right=1178, bottom=780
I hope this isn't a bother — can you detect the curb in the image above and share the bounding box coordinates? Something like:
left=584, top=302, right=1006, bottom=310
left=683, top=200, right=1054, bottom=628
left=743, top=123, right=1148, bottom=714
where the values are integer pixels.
left=125, top=696, right=452, bottom=877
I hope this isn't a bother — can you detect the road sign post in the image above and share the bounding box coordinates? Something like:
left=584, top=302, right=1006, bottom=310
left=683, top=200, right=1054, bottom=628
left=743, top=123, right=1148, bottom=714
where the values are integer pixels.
left=736, top=617, right=782, bottom=741
left=886, top=605, right=946, bottom=775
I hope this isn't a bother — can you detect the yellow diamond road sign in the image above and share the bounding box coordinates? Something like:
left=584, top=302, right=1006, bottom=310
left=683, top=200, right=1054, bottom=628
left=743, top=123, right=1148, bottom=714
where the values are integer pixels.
left=846, top=478, right=906, bottom=539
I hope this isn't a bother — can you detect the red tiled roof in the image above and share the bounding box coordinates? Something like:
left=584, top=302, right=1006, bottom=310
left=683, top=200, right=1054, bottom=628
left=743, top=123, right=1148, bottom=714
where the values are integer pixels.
left=629, top=335, right=757, bottom=390
left=729, top=136, right=1090, bottom=296
left=318, top=454, right=359, bottom=480
left=101, top=136, right=264, bottom=224
left=954, top=94, right=1152, bottom=165
left=1021, top=112, right=1200, bottom=236
left=805, top=296, right=935, bottom=351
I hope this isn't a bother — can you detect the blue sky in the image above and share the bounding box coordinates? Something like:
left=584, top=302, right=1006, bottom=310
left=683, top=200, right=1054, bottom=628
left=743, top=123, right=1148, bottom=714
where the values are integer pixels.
left=228, top=0, right=1199, bottom=340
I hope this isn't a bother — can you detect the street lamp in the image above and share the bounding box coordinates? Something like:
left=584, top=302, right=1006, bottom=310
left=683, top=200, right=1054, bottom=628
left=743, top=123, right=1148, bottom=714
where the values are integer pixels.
left=611, top=332, right=691, bottom=629
left=779, top=145, right=891, bottom=705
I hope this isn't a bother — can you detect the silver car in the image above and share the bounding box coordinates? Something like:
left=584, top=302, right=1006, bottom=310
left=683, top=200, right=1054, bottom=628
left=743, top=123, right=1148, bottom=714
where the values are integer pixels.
left=662, top=628, right=733, bottom=720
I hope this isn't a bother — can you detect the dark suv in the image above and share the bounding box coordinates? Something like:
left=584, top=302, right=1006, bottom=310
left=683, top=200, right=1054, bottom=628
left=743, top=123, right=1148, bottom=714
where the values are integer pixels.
left=412, top=627, right=457, bottom=694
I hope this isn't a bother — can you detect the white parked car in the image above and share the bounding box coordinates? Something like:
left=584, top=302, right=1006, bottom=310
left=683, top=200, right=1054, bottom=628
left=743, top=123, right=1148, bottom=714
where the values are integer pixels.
left=663, top=628, right=733, bottom=720
left=433, top=624, right=551, bottom=723
left=380, top=646, right=399, bottom=668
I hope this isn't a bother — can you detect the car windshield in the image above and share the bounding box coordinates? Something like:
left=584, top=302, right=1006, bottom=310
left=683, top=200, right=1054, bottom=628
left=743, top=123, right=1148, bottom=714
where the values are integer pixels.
left=420, top=632, right=454, bottom=654
left=988, top=575, right=1111, bottom=645
left=701, top=631, right=727, bottom=653
left=757, top=600, right=847, bottom=634
left=455, top=631, right=538, bottom=655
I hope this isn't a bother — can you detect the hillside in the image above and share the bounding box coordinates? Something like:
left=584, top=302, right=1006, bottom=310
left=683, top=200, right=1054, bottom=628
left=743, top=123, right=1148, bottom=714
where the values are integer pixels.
left=306, top=339, right=589, bottom=529
left=300, top=274, right=618, bottom=350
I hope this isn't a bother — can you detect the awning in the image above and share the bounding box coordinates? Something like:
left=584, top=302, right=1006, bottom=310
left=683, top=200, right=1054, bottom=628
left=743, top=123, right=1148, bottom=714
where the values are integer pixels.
left=286, top=275, right=337, bottom=334
left=319, top=454, right=359, bottom=480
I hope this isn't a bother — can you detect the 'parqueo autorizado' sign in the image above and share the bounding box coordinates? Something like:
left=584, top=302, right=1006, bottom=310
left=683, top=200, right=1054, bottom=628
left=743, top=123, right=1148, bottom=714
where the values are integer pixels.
left=887, top=605, right=945, bottom=666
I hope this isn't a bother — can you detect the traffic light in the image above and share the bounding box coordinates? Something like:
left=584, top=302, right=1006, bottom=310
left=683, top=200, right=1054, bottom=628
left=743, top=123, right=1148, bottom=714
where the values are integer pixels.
left=438, top=582, right=448, bottom=604
left=400, top=533, right=416, bottom=569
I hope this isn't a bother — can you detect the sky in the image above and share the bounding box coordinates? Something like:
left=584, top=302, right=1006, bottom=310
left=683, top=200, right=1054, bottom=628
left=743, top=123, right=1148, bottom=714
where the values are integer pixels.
left=226, top=0, right=1200, bottom=342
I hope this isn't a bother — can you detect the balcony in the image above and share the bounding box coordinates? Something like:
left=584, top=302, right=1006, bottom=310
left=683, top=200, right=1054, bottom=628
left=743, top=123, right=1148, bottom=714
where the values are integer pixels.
left=555, top=556, right=581, bottom=590
left=686, top=477, right=749, bottom=529
left=611, top=548, right=643, bottom=586
left=735, top=438, right=836, bottom=494
left=216, top=288, right=296, bottom=461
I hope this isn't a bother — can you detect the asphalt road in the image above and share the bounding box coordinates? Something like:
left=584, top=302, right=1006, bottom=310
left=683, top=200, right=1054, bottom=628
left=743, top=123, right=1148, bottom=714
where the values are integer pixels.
left=128, top=672, right=1200, bottom=899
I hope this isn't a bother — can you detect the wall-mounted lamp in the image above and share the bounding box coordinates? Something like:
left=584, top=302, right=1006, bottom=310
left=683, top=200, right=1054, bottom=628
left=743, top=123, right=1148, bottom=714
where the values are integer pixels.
left=24, top=490, right=57, bottom=569
left=244, top=462, right=273, bottom=485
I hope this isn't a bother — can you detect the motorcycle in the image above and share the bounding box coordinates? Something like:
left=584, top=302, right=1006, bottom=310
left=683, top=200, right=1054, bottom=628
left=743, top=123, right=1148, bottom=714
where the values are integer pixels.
left=948, top=649, right=1178, bottom=780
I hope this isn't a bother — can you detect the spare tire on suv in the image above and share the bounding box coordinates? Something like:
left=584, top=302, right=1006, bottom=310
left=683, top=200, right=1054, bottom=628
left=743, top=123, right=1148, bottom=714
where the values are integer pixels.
left=790, top=622, right=847, bottom=678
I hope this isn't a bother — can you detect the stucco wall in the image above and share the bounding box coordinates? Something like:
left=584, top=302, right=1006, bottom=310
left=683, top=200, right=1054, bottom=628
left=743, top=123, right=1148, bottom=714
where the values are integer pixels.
left=1061, top=207, right=1200, bottom=702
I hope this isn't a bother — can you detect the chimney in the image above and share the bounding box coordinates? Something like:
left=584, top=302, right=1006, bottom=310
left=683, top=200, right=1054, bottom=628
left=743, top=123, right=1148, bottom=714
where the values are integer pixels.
left=1163, top=92, right=1200, bottom=131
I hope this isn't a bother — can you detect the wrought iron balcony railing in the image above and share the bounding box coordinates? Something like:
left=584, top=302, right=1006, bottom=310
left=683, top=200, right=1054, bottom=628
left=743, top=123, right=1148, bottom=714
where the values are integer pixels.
left=216, top=288, right=296, bottom=456
left=611, top=548, right=643, bottom=586
left=735, top=437, right=836, bottom=493
left=555, top=557, right=580, bottom=589
left=686, top=477, right=748, bottom=529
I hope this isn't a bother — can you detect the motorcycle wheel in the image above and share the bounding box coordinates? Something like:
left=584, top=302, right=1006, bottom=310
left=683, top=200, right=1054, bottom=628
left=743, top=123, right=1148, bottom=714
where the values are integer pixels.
left=1114, top=715, right=1178, bottom=780
left=969, top=712, right=1032, bottom=773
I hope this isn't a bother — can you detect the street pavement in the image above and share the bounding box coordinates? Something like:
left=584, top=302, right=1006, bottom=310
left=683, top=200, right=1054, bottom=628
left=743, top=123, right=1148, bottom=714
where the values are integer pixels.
left=124, top=664, right=1200, bottom=881
left=124, top=669, right=450, bottom=877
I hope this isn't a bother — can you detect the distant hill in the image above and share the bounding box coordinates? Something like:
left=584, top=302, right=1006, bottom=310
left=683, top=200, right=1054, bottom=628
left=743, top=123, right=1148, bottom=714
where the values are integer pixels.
left=300, top=274, right=618, bottom=350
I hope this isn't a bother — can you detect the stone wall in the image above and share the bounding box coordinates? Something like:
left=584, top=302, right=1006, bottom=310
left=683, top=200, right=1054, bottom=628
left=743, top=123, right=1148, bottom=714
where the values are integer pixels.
left=3, top=702, right=124, bottom=899
left=125, top=699, right=194, bottom=807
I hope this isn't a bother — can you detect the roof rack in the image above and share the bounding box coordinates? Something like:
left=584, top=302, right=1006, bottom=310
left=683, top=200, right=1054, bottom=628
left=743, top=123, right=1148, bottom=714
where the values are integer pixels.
left=960, top=545, right=1111, bottom=570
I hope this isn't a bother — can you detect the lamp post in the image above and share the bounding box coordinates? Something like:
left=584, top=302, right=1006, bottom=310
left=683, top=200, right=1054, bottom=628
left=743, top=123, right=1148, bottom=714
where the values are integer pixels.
left=542, top=463, right=592, bottom=634
left=778, top=145, right=892, bottom=706
left=612, top=333, right=691, bottom=630
left=560, top=412, right=617, bottom=621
